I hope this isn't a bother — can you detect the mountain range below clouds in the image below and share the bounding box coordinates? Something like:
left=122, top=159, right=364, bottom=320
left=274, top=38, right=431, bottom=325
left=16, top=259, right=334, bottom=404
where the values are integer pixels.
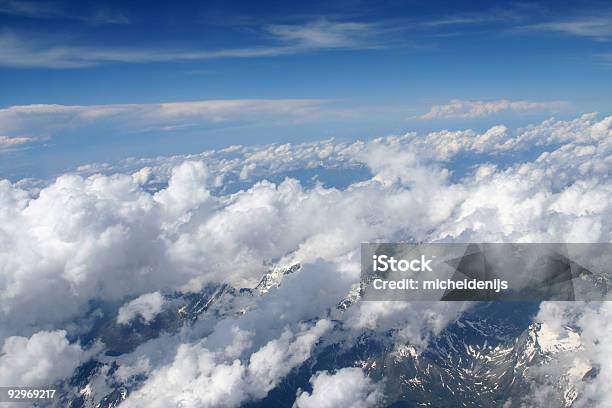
left=1, top=0, right=612, bottom=406
left=0, top=112, right=610, bottom=407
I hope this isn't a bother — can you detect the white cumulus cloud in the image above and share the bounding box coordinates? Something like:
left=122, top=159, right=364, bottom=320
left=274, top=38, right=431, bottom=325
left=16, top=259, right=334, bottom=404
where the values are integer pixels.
left=117, top=292, right=166, bottom=325
left=294, top=367, right=383, bottom=408
left=0, top=113, right=610, bottom=405
left=0, top=330, right=92, bottom=387
left=120, top=319, right=332, bottom=408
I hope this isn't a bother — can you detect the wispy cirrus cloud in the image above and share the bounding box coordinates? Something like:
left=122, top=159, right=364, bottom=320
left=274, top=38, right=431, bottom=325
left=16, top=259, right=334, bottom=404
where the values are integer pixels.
left=417, top=99, right=569, bottom=120
left=0, top=0, right=129, bottom=24
left=0, top=32, right=288, bottom=68
left=520, top=17, right=612, bottom=40
left=0, top=134, right=34, bottom=151
left=0, top=19, right=381, bottom=68
left=267, top=19, right=377, bottom=48
left=0, top=99, right=337, bottom=140
left=0, top=0, right=59, bottom=18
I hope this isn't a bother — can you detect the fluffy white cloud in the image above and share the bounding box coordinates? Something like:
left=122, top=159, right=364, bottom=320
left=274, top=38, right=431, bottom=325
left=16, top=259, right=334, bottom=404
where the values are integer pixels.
left=109, top=261, right=351, bottom=403
left=68, top=113, right=606, bottom=187
left=294, top=367, right=383, bottom=408
left=0, top=172, right=172, bottom=340
left=117, top=292, right=165, bottom=325
left=419, top=125, right=509, bottom=159
left=344, top=301, right=468, bottom=351
left=2, top=114, right=611, bottom=339
left=0, top=330, right=91, bottom=387
left=418, top=99, right=568, bottom=120
left=120, top=319, right=332, bottom=408
left=0, top=113, right=611, bottom=404
left=153, top=160, right=211, bottom=220
left=573, top=303, right=612, bottom=407
left=531, top=302, right=612, bottom=408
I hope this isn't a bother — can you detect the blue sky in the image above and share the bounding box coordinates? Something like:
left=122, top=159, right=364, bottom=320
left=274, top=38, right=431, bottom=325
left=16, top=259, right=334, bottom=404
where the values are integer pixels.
left=1, top=0, right=611, bottom=179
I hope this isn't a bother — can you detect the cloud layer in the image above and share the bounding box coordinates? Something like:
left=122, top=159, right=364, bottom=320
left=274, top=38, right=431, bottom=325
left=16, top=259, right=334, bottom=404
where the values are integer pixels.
left=0, top=113, right=610, bottom=405
left=418, top=99, right=568, bottom=120
left=0, top=99, right=334, bottom=141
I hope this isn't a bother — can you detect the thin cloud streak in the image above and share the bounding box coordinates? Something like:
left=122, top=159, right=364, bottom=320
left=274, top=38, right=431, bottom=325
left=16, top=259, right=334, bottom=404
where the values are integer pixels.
left=417, top=99, right=570, bottom=120
left=0, top=19, right=382, bottom=68
left=0, top=99, right=338, bottom=140
left=0, top=134, right=34, bottom=151
left=0, top=0, right=129, bottom=24
left=520, top=17, right=612, bottom=40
